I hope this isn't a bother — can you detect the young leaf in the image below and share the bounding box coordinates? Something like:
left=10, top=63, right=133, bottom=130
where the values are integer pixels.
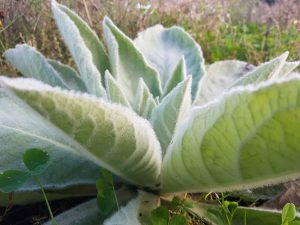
left=162, top=76, right=300, bottom=193
left=134, top=78, right=156, bottom=117
left=47, top=59, right=87, bottom=92
left=151, top=77, right=192, bottom=154
left=22, top=148, right=50, bottom=175
left=103, top=17, right=162, bottom=105
left=231, top=52, right=288, bottom=87
left=282, top=203, right=297, bottom=224
left=51, top=0, right=107, bottom=97
left=163, top=57, right=187, bottom=97
left=0, top=170, right=28, bottom=193
left=3, top=44, right=68, bottom=89
left=278, top=61, right=300, bottom=78
left=150, top=206, right=169, bottom=225
left=134, top=24, right=205, bottom=100
left=104, top=70, right=130, bottom=107
left=1, top=77, right=162, bottom=188
left=196, top=60, right=254, bottom=105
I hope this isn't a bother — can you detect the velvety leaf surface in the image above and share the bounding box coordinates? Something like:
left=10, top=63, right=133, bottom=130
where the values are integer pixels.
left=134, top=78, right=157, bottom=118
left=103, top=17, right=161, bottom=105
left=163, top=57, right=187, bottom=97
left=3, top=44, right=68, bottom=89
left=1, top=77, right=162, bottom=188
left=52, top=1, right=106, bottom=97
left=151, top=77, right=192, bottom=154
left=162, top=76, right=300, bottom=193
left=134, top=25, right=205, bottom=99
left=196, top=60, right=254, bottom=105
left=104, top=70, right=130, bottom=107
left=47, top=59, right=87, bottom=92
left=231, top=52, right=288, bottom=87
left=0, top=88, right=100, bottom=192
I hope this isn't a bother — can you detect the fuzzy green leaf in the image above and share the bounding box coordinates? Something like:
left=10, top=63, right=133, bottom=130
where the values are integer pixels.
left=51, top=1, right=107, bottom=97
left=231, top=52, right=288, bottom=87
left=1, top=77, right=161, bottom=188
left=151, top=77, right=192, bottom=154
left=134, top=78, right=157, bottom=117
left=3, top=44, right=68, bottom=89
left=196, top=60, right=254, bottom=105
left=104, top=70, right=130, bottom=107
left=47, top=59, right=87, bottom=92
left=134, top=25, right=205, bottom=100
left=103, top=17, right=161, bottom=105
left=163, top=57, right=187, bottom=97
left=0, top=87, right=100, bottom=192
left=162, top=76, right=300, bottom=193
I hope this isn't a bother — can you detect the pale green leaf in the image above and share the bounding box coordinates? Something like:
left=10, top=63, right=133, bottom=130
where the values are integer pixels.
left=196, top=60, right=254, bottom=105
left=134, top=78, right=156, bottom=117
left=1, top=77, right=162, bottom=188
left=151, top=77, right=192, bottom=154
left=3, top=44, right=68, bottom=89
left=103, top=191, right=159, bottom=225
left=162, top=76, right=300, bottom=193
left=51, top=1, right=106, bottom=97
left=134, top=24, right=205, bottom=99
left=163, top=57, right=187, bottom=97
left=48, top=59, right=87, bottom=92
left=0, top=87, right=100, bottom=192
left=278, top=61, right=300, bottom=78
left=231, top=52, right=288, bottom=87
left=103, top=17, right=161, bottom=105
left=104, top=70, right=130, bottom=107
left=142, top=96, right=157, bottom=119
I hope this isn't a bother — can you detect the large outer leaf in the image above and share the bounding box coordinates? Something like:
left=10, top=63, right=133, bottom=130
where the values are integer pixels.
left=103, top=17, right=161, bottom=105
left=3, top=44, right=68, bottom=89
left=134, top=25, right=205, bottom=100
left=162, top=76, right=300, bottom=193
left=51, top=1, right=106, bottom=97
left=196, top=60, right=254, bottom=105
left=0, top=88, right=99, bottom=192
left=151, top=77, right=192, bottom=154
left=1, top=77, right=162, bottom=188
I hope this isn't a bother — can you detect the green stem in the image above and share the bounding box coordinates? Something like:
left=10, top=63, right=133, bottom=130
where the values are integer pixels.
left=112, top=183, right=120, bottom=210
left=35, top=177, right=59, bottom=225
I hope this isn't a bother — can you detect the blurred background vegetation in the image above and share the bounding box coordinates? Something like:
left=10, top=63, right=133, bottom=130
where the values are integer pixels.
left=0, top=0, right=299, bottom=76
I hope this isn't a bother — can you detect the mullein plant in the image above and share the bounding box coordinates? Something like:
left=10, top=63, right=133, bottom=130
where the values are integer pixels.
left=0, top=0, right=300, bottom=224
